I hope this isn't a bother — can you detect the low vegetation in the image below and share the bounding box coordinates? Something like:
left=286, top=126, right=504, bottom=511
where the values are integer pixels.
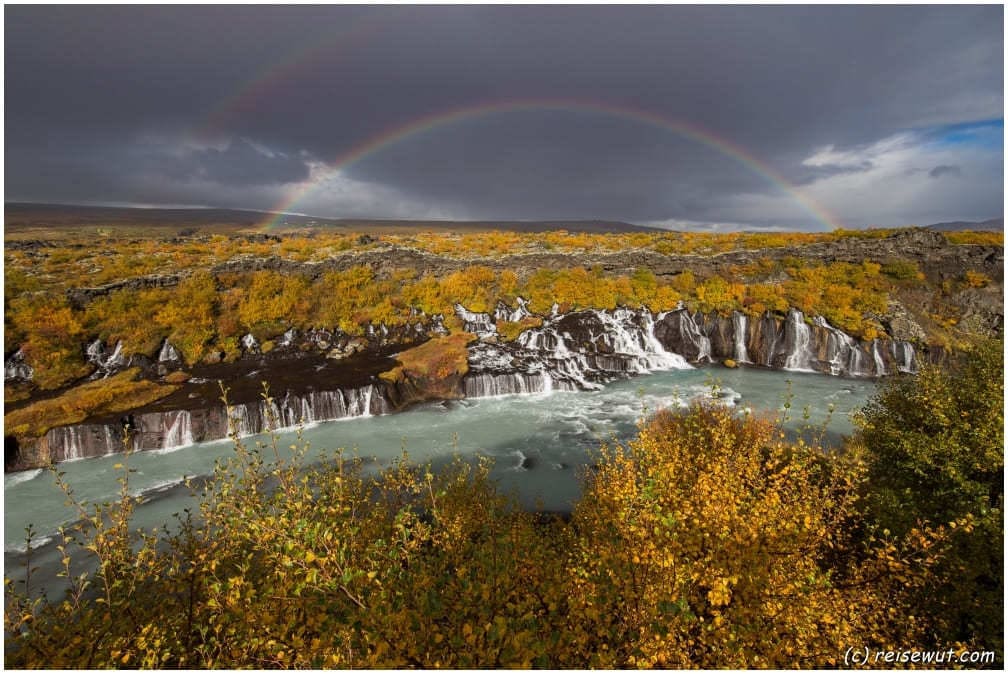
left=5, top=337, right=1002, bottom=668
left=379, top=332, right=474, bottom=396
left=3, top=369, right=178, bottom=438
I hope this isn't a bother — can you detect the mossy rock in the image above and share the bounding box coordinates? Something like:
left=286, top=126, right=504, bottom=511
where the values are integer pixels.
left=164, top=371, right=191, bottom=384
left=723, top=359, right=738, bottom=369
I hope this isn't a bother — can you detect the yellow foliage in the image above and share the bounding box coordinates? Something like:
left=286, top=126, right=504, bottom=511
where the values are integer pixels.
left=379, top=333, right=474, bottom=384
left=4, top=369, right=178, bottom=438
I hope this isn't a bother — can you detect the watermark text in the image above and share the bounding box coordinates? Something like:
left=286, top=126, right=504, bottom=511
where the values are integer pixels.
left=844, top=646, right=996, bottom=667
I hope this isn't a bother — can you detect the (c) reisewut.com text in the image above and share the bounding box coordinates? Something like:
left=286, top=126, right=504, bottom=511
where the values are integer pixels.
left=844, top=646, right=996, bottom=666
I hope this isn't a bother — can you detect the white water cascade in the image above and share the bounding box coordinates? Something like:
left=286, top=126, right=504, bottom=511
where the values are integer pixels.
left=731, top=312, right=751, bottom=363
left=782, top=309, right=815, bottom=372
left=454, top=304, right=497, bottom=338
left=890, top=341, right=917, bottom=373
left=871, top=340, right=887, bottom=376
left=465, top=306, right=692, bottom=398
left=162, top=410, right=194, bottom=449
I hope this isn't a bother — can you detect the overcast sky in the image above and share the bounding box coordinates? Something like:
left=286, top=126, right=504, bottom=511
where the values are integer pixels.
left=5, top=5, right=1003, bottom=230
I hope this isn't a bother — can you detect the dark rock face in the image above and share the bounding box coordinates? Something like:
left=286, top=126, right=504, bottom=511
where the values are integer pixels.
left=670, top=308, right=918, bottom=377
left=654, top=310, right=712, bottom=362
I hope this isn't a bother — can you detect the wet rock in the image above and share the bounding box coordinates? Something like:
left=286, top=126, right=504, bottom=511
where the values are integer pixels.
left=654, top=309, right=712, bottom=362
left=240, top=333, right=261, bottom=355
left=4, top=349, right=33, bottom=382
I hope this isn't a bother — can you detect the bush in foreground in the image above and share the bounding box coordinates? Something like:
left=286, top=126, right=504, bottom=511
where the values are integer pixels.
left=855, top=336, right=1004, bottom=659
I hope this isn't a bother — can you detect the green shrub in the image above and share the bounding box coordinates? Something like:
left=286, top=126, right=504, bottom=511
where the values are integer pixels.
left=855, top=337, right=1004, bottom=658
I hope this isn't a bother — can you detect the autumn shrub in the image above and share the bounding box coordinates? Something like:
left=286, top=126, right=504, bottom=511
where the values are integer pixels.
left=3, top=369, right=178, bottom=438
left=379, top=333, right=474, bottom=384
left=854, top=336, right=1004, bottom=658
left=564, top=405, right=946, bottom=668
left=943, top=231, right=1004, bottom=247
left=495, top=316, right=543, bottom=342
left=4, top=397, right=569, bottom=668
left=881, top=259, right=924, bottom=283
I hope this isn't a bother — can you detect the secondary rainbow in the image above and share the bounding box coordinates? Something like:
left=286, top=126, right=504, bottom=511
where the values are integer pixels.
left=197, top=10, right=393, bottom=141
left=261, top=99, right=842, bottom=231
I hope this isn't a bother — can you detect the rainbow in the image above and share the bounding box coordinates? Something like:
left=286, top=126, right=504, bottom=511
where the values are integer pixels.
left=261, top=98, right=842, bottom=231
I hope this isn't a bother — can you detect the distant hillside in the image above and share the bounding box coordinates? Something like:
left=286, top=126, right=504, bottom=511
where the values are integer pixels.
left=4, top=202, right=657, bottom=236
left=926, top=217, right=1003, bottom=232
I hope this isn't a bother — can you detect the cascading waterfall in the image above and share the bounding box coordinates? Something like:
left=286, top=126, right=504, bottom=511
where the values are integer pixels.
left=494, top=297, right=532, bottom=323
left=454, top=304, right=497, bottom=338
left=60, top=427, right=84, bottom=461
left=28, top=300, right=930, bottom=467
left=782, top=309, right=815, bottom=371
left=163, top=410, right=194, bottom=449
left=811, top=315, right=885, bottom=377
left=463, top=372, right=561, bottom=398
left=229, top=404, right=254, bottom=437
left=158, top=340, right=181, bottom=363
left=731, top=312, right=751, bottom=363
left=466, top=306, right=692, bottom=398
left=760, top=313, right=779, bottom=367
left=891, top=341, right=917, bottom=373
left=4, top=349, right=34, bottom=381
left=871, top=340, right=886, bottom=376
left=241, top=333, right=260, bottom=352
left=684, top=312, right=712, bottom=363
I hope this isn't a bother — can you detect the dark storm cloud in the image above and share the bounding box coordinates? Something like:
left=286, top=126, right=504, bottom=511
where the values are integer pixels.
left=4, top=5, right=1003, bottom=228
left=929, top=165, right=962, bottom=179
left=164, top=140, right=312, bottom=187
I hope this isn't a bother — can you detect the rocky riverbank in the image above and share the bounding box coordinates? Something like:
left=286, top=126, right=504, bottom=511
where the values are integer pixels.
left=7, top=298, right=927, bottom=471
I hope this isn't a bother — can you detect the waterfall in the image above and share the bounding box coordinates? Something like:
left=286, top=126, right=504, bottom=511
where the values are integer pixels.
left=241, top=333, right=260, bottom=352
left=158, top=340, right=181, bottom=363
left=55, top=427, right=85, bottom=462
left=163, top=410, right=194, bottom=449
left=494, top=297, right=533, bottom=323
left=871, top=340, right=886, bottom=376
left=105, top=341, right=126, bottom=369
left=229, top=404, right=254, bottom=437
left=683, top=311, right=712, bottom=363
left=782, top=309, right=815, bottom=372
left=760, top=313, right=779, bottom=367
left=278, top=328, right=298, bottom=347
left=4, top=349, right=34, bottom=381
left=891, top=341, right=917, bottom=373
left=86, top=339, right=104, bottom=364
left=454, top=304, right=497, bottom=338
left=463, top=371, right=563, bottom=398
left=472, top=307, right=691, bottom=396
left=731, top=312, right=751, bottom=363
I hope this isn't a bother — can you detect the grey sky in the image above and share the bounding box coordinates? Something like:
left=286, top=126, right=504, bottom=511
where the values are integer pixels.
left=4, top=5, right=1003, bottom=230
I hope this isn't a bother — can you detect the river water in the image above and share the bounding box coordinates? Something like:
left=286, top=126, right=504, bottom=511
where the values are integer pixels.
left=4, top=366, right=877, bottom=591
